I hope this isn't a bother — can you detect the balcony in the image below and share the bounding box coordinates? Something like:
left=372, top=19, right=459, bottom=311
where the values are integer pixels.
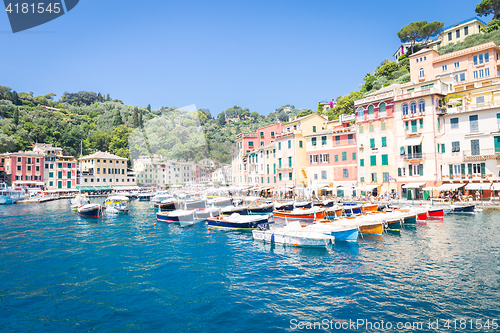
left=402, top=111, right=425, bottom=120
left=463, top=148, right=500, bottom=161
left=395, top=87, right=440, bottom=101
left=354, top=91, right=394, bottom=106
left=340, top=114, right=355, bottom=122
left=402, top=153, right=425, bottom=160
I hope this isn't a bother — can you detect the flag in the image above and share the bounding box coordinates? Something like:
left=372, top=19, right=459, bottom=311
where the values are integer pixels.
left=388, top=174, right=396, bottom=181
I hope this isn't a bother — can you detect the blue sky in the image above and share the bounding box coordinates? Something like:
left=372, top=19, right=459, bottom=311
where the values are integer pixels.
left=0, top=0, right=490, bottom=116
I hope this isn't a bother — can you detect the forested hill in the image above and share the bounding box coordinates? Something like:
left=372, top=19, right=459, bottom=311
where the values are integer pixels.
left=0, top=87, right=311, bottom=164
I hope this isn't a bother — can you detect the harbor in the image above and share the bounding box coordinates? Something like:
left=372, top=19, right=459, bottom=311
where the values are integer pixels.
left=1, top=198, right=499, bottom=332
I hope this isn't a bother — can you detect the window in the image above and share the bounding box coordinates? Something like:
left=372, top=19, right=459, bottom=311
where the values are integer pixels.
left=357, top=108, right=364, bottom=121
left=260, top=131, right=264, bottom=137
left=321, top=170, right=327, bottom=179
left=381, top=122, right=386, bottom=131
left=379, top=102, right=386, bottom=115
left=470, top=163, right=482, bottom=175
left=278, top=142, right=281, bottom=150
left=383, top=172, right=389, bottom=182
left=418, top=100, right=425, bottom=112
left=312, top=137, right=317, bottom=146
left=474, top=70, right=478, bottom=79
left=448, top=32, right=452, bottom=41
left=419, top=119, right=423, bottom=128
left=348, top=134, right=353, bottom=144
left=313, top=126, right=316, bottom=132
left=271, top=131, right=274, bottom=137
left=368, top=105, right=374, bottom=118
left=441, top=143, right=445, bottom=153
left=497, top=113, right=500, bottom=123
left=248, top=141, right=254, bottom=147
left=359, top=126, right=363, bottom=134
left=410, top=102, right=416, bottom=114
left=485, top=68, right=490, bottom=77
left=382, top=154, right=388, bottom=165
left=314, top=174, right=318, bottom=180
left=360, top=177, right=365, bottom=183
left=464, top=26, right=468, bottom=35
left=460, top=73, right=465, bottom=81
left=321, top=136, right=327, bottom=145
left=398, top=168, right=401, bottom=177
left=278, top=158, right=282, bottom=168
left=342, top=152, right=347, bottom=161
left=456, top=29, right=460, bottom=38
left=279, top=173, right=282, bottom=181
left=419, top=68, right=424, bottom=78
left=370, top=155, right=376, bottom=166
left=67, top=171, right=71, bottom=179
left=369, top=124, right=374, bottom=132
left=442, top=65, right=447, bottom=71
left=469, top=115, right=478, bottom=132
left=451, top=118, right=459, bottom=129
left=335, top=136, right=340, bottom=145
left=402, top=104, right=408, bottom=115
left=485, top=52, right=489, bottom=63
left=371, top=172, right=378, bottom=182
left=299, top=141, right=303, bottom=148
left=411, top=120, right=417, bottom=133
left=452, top=141, right=460, bottom=152
left=260, top=141, right=264, bottom=146
left=334, top=155, right=338, bottom=162
left=343, top=169, right=348, bottom=178
left=382, top=137, right=387, bottom=147
left=476, top=96, right=484, bottom=104
left=352, top=152, right=356, bottom=160
left=370, top=138, right=375, bottom=148
left=289, top=172, right=292, bottom=180
left=288, top=157, right=292, bottom=167
left=454, top=61, right=460, bottom=68
left=311, top=155, right=318, bottom=164
left=405, top=121, right=409, bottom=131
left=321, top=154, right=329, bottom=163
left=471, top=139, right=480, bottom=156
left=360, top=159, right=364, bottom=167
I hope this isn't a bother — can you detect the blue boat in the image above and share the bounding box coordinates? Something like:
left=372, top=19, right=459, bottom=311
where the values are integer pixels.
left=307, top=222, right=359, bottom=241
left=157, top=210, right=195, bottom=223
left=207, top=213, right=270, bottom=230
left=77, top=204, right=103, bottom=217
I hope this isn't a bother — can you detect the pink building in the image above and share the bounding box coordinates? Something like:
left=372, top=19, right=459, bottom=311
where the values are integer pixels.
left=0, top=151, right=45, bottom=189
left=409, top=41, right=500, bottom=85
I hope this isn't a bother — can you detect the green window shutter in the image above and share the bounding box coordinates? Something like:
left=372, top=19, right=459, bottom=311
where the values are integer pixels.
left=398, top=168, right=401, bottom=177
left=405, top=122, right=409, bottom=131
left=360, top=177, right=365, bottom=182
left=382, top=154, right=388, bottom=165
left=352, top=152, right=356, bottom=160
left=299, top=141, right=303, bottom=148
left=67, top=181, right=71, bottom=189
left=288, top=157, right=292, bottom=167
left=313, top=126, right=316, bottom=132
left=49, top=181, right=53, bottom=187
left=419, top=164, right=423, bottom=176
left=278, top=142, right=281, bottom=150
left=359, top=126, right=363, bottom=134
left=370, top=155, right=376, bottom=166
left=381, top=137, right=386, bottom=147
left=461, top=164, right=465, bottom=176
left=381, top=122, right=386, bottom=130
left=409, top=166, right=413, bottom=176
left=441, top=144, right=445, bottom=153
left=67, top=171, right=71, bottom=179
left=261, top=177, right=264, bottom=183
left=369, top=124, right=374, bottom=132
left=400, top=147, right=405, bottom=155
left=468, top=163, right=472, bottom=175
left=411, top=120, right=417, bottom=133
left=273, top=164, right=276, bottom=174
left=58, top=171, right=62, bottom=178
left=419, top=119, right=423, bottom=128
left=58, top=181, right=62, bottom=189
left=267, top=164, right=269, bottom=174
left=437, top=144, right=440, bottom=153
left=49, top=172, right=53, bottom=178
left=481, top=162, right=486, bottom=176
left=278, top=158, right=282, bottom=168
left=335, top=155, right=338, bottom=162
left=342, top=152, right=347, bottom=161
left=370, top=138, right=375, bottom=148
left=360, top=159, right=364, bottom=167
left=449, top=164, right=453, bottom=176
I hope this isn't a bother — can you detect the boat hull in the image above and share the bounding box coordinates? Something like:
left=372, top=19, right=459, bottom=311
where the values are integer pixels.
left=403, top=215, right=417, bottom=224
left=359, top=224, right=384, bottom=235
left=248, top=204, right=274, bottom=214
left=416, top=212, right=428, bottom=221
left=78, top=206, right=102, bottom=217
left=157, top=212, right=195, bottom=223
left=452, top=205, right=475, bottom=214
left=194, top=210, right=220, bottom=221
left=273, top=210, right=326, bottom=222
left=207, top=216, right=268, bottom=229
left=184, top=200, right=206, bottom=210
left=428, top=209, right=444, bottom=217
left=362, top=204, right=378, bottom=212
left=294, top=202, right=312, bottom=209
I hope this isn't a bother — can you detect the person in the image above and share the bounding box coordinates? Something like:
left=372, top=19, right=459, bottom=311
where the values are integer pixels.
left=475, top=190, right=480, bottom=201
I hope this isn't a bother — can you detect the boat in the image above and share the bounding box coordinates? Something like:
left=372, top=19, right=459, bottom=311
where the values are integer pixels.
left=156, top=209, right=195, bottom=223
left=207, top=213, right=270, bottom=229
left=312, top=199, right=336, bottom=207
left=334, top=214, right=387, bottom=235
left=182, top=199, right=206, bottom=210
left=294, top=201, right=312, bottom=209
left=307, top=221, right=359, bottom=241
left=221, top=205, right=249, bottom=215
left=0, top=183, right=26, bottom=204
left=362, top=203, right=379, bottom=212
left=70, top=194, right=90, bottom=210
left=248, top=203, right=274, bottom=214
left=194, top=207, right=221, bottom=222
left=340, top=204, right=362, bottom=216
left=427, top=207, right=444, bottom=218
left=324, top=206, right=343, bottom=219
left=273, top=207, right=326, bottom=222
left=151, top=191, right=171, bottom=203
left=137, top=193, right=152, bottom=201
left=252, top=221, right=334, bottom=247
left=154, top=198, right=178, bottom=210
left=104, top=195, right=130, bottom=214
left=78, top=203, right=103, bottom=217
left=207, top=197, right=233, bottom=207
left=274, top=201, right=294, bottom=211
left=450, top=204, right=476, bottom=214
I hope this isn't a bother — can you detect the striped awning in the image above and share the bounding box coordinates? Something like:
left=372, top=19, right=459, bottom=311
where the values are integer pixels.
left=465, top=183, right=492, bottom=190
left=437, top=183, right=465, bottom=191
left=402, top=182, right=426, bottom=189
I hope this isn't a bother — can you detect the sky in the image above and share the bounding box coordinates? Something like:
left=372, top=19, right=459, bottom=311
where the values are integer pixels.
left=0, top=0, right=491, bottom=116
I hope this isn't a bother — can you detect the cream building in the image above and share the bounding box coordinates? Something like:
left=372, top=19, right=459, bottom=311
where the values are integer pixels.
left=80, top=151, right=136, bottom=190
left=428, top=18, right=487, bottom=51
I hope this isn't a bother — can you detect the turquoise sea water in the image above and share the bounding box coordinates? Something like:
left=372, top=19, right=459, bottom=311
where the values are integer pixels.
left=1, top=200, right=500, bottom=332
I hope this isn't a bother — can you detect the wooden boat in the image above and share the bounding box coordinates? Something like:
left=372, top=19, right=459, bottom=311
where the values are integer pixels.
left=273, top=207, right=326, bottom=222
left=154, top=199, right=178, bottom=210
left=221, top=205, right=249, bottom=215
left=137, top=193, right=152, bottom=201
left=362, top=203, right=379, bottom=212
left=156, top=209, right=195, bottom=223
left=248, top=203, right=274, bottom=214
left=312, top=200, right=336, bottom=207
left=308, top=221, right=359, bottom=241
left=334, top=215, right=386, bottom=235
left=78, top=203, right=103, bottom=217
left=428, top=208, right=444, bottom=217
left=450, top=204, right=475, bottom=214
left=274, top=202, right=294, bottom=211
left=324, top=206, right=343, bottom=218
left=194, top=207, right=220, bottom=222
left=252, top=221, right=335, bottom=247
left=208, top=213, right=270, bottom=229
left=294, top=201, right=312, bottom=209
left=183, top=199, right=206, bottom=210
left=207, top=197, right=233, bottom=207
left=340, top=204, right=362, bottom=216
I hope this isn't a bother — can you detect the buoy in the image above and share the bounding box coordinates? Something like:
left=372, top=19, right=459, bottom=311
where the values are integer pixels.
left=154, top=223, right=156, bottom=226
left=294, top=243, right=298, bottom=247
left=207, top=227, right=210, bottom=231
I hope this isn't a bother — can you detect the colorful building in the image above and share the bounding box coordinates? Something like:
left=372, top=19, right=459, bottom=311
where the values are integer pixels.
left=80, top=151, right=136, bottom=190
left=428, top=18, right=487, bottom=51
left=0, top=151, right=45, bottom=189
left=355, top=85, right=402, bottom=197
left=32, top=143, right=77, bottom=192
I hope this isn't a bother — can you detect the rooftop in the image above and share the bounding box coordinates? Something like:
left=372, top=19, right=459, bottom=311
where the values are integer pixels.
left=81, top=151, right=128, bottom=161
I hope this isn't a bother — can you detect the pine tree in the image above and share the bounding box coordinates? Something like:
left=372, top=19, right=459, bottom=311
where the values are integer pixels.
left=132, top=107, right=139, bottom=127
left=113, top=110, right=122, bottom=126
left=139, top=109, right=143, bottom=128
left=106, top=94, right=111, bottom=101
left=13, top=107, right=19, bottom=126
left=146, top=104, right=151, bottom=112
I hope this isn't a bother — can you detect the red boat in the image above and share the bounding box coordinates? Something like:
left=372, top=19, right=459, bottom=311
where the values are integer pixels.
left=428, top=208, right=444, bottom=218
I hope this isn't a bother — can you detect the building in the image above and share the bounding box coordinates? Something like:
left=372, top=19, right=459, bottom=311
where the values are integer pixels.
left=0, top=151, right=45, bottom=190
left=275, top=113, right=327, bottom=195
left=80, top=151, right=136, bottom=190
left=428, top=18, right=487, bottom=51
left=355, top=84, right=403, bottom=197
left=437, top=76, right=500, bottom=198
left=318, top=99, right=335, bottom=113
left=212, top=164, right=232, bottom=185
left=409, top=41, right=500, bottom=85
left=393, top=42, right=423, bottom=61
left=32, top=143, right=77, bottom=192
left=393, top=77, right=455, bottom=199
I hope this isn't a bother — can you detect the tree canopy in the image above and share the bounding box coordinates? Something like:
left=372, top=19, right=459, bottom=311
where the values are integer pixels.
left=476, top=0, right=500, bottom=20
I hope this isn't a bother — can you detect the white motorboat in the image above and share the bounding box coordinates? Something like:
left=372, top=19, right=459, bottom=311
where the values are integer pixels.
left=70, top=194, right=90, bottom=210
left=104, top=195, right=130, bottom=214
left=0, top=183, right=26, bottom=204
left=253, top=221, right=334, bottom=247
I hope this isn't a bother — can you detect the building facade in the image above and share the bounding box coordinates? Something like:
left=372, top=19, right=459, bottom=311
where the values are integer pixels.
left=0, top=151, right=45, bottom=189
left=32, top=143, right=77, bottom=192
left=428, top=18, right=487, bottom=50
left=80, top=151, right=136, bottom=189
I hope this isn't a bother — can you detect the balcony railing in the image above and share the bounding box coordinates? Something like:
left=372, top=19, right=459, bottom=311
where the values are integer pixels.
left=402, top=111, right=425, bottom=119
left=395, top=88, right=441, bottom=101
left=354, top=91, right=394, bottom=106
left=402, top=153, right=425, bottom=160
left=463, top=148, right=500, bottom=158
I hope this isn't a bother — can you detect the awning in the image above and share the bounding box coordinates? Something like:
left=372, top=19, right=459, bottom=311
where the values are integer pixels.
left=403, top=136, right=423, bottom=146
left=94, top=186, right=113, bottom=191
left=422, top=187, right=436, bottom=191
left=365, top=184, right=381, bottom=191
left=437, top=183, right=466, bottom=191
left=465, top=183, right=492, bottom=190
left=80, top=186, right=96, bottom=191
left=402, top=182, right=426, bottom=189
left=493, top=183, right=500, bottom=191
left=13, top=181, right=45, bottom=186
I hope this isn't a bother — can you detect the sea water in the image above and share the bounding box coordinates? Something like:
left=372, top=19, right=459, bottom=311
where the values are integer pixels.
left=1, top=200, right=499, bottom=332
